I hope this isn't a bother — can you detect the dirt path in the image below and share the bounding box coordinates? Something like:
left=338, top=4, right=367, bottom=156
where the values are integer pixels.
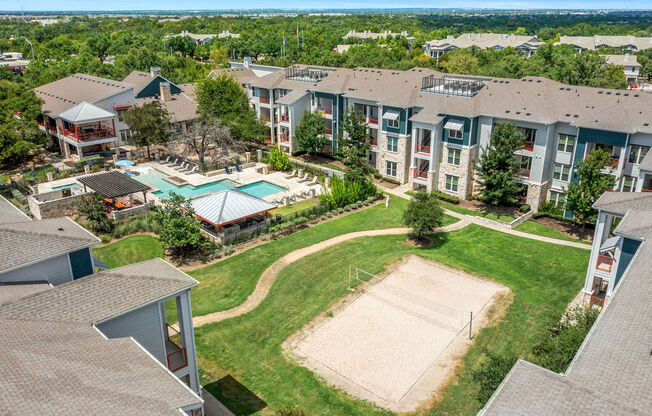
left=192, top=219, right=470, bottom=327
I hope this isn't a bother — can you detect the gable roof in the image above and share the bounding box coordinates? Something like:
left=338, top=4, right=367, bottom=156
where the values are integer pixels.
left=188, top=189, right=278, bottom=227
left=0, top=216, right=100, bottom=273
left=57, top=101, right=116, bottom=123
left=122, top=70, right=182, bottom=98
left=78, top=170, right=151, bottom=198
left=0, top=258, right=201, bottom=415
left=0, top=194, right=31, bottom=224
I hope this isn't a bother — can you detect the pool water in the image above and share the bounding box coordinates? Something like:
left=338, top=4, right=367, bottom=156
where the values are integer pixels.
left=134, top=170, right=284, bottom=199
left=52, top=183, right=83, bottom=192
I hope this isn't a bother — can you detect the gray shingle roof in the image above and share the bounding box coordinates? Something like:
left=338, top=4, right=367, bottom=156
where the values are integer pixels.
left=78, top=170, right=151, bottom=198
left=0, top=194, right=31, bottom=224
left=0, top=281, right=51, bottom=306
left=0, top=217, right=99, bottom=273
left=0, top=258, right=201, bottom=415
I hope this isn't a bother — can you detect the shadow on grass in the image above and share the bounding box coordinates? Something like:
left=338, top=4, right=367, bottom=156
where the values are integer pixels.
left=204, top=375, right=267, bottom=416
left=420, top=230, right=450, bottom=250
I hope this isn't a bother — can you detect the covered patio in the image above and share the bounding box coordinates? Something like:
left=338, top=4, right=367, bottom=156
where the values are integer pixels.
left=187, top=189, right=278, bottom=243
left=78, top=170, right=152, bottom=219
left=56, top=102, right=119, bottom=160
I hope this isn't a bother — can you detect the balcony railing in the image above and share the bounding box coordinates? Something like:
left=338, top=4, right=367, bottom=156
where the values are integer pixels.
left=278, top=114, right=289, bottom=122
left=522, top=141, right=534, bottom=152
left=165, top=324, right=188, bottom=372
left=517, top=168, right=531, bottom=179
left=324, top=128, right=333, bottom=135
left=317, top=106, right=333, bottom=115
left=260, top=115, right=271, bottom=122
left=279, top=134, right=289, bottom=142
left=415, top=143, right=431, bottom=155
left=369, top=138, right=378, bottom=147
left=414, top=169, right=428, bottom=179
left=596, top=254, right=613, bottom=272
left=61, top=128, right=116, bottom=143
left=642, top=188, right=652, bottom=192
left=367, top=116, right=378, bottom=125
left=264, top=136, right=272, bottom=144
left=259, top=97, right=270, bottom=104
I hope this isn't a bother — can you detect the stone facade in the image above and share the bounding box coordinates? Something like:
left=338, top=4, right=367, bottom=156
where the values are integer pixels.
left=437, top=144, right=477, bottom=200
left=377, top=131, right=412, bottom=183
left=526, top=181, right=549, bottom=212
left=27, top=191, right=85, bottom=220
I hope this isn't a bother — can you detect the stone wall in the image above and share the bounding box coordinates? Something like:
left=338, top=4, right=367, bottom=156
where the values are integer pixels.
left=526, top=182, right=549, bottom=212
left=28, top=191, right=85, bottom=220
left=437, top=145, right=476, bottom=200
left=377, top=132, right=412, bottom=184
left=111, top=204, right=150, bottom=220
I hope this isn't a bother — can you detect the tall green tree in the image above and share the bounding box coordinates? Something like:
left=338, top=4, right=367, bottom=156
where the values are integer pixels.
left=476, top=123, right=525, bottom=205
left=339, top=108, right=374, bottom=183
left=564, top=149, right=615, bottom=227
left=295, top=111, right=326, bottom=156
left=402, top=191, right=445, bottom=239
left=118, top=101, right=171, bottom=159
left=77, top=192, right=114, bottom=234
left=195, top=73, right=267, bottom=142
left=153, top=192, right=208, bottom=259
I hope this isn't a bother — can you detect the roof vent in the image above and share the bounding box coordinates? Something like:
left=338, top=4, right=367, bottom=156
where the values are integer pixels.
left=505, top=110, right=510, bottom=113
left=526, top=112, right=531, bottom=116
left=644, top=123, right=650, bottom=126
left=57, top=227, right=64, bottom=231
left=598, top=91, right=603, bottom=94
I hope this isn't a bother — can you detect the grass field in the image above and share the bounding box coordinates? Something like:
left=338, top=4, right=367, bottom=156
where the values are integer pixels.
left=0, top=164, right=55, bottom=184
left=93, top=235, right=164, bottom=268
left=269, top=200, right=317, bottom=217
left=441, top=201, right=516, bottom=222
left=515, top=220, right=592, bottom=245
left=194, top=225, right=589, bottom=416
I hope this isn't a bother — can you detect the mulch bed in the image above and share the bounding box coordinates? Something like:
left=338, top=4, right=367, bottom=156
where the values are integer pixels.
left=457, top=199, right=522, bottom=218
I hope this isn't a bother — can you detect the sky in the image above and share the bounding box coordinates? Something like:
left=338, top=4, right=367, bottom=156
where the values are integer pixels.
left=4, top=0, right=652, bottom=11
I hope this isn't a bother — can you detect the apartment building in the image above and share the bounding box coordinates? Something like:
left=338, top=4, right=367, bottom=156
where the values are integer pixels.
left=423, top=33, right=544, bottom=60
left=227, top=63, right=652, bottom=210
left=604, top=54, right=641, bottom=83
left=165, top=30, right=217, bottom=45
left=478, top=192, right=652, bottom=416
left=342, top=30, right=415, bottom=43
left=557, top=35, right=652, bottom=52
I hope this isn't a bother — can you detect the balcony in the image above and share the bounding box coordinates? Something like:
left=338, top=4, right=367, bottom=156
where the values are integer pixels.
left=414, top=169, right=428, bottom=180
left=367, top=116, right=378, bottom=125
left=264, top=136, right=272, bottom=144
left=596, top=254, right=613, bottom=273
left=317, top=106, right=333, bottom=115
left=586, top=153, right=620, bottom=169
left=278, top=114, right=289, bottom=123
left=279, top=134, right=289, bottom=143
left=260, top=115, right=271, bottom=123
left=369, top=137, right=378, bottom=148
left=325, top=128, right=333, bottom=136
left=642, top=188, right=652, bottom=193
left=165, top=324, right=188, bottom=372
left=517, top=168, right=531, bottom=179
left=522, top=141, right=534, bottom=152
left=61, top=127, right=116, bottom=143
left=415, top=143, right=431, bottom=155
left=259, top=97, right=270, bottom=104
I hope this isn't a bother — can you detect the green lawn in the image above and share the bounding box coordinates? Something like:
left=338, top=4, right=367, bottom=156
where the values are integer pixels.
left=194, top=225, right=589, bottom=416
left=269, top=200, right=317, bottom=217
left=93, top=235, right=164, bottom=268
left=515, top=220, right=592, bottom=245
left=441, top=201, right=516, bottom=222
left=0, top=164, right=56, bottom=184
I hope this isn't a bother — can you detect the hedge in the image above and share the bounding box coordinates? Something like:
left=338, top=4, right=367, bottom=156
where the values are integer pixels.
left=533, top=212, right=591, bottom=228
left=432, top=190, right=460, bottom=204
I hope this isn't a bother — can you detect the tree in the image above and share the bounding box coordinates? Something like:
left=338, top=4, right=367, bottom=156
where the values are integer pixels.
left=476, top=123, right=525, bottom=205
left=295, top=111, right=326, bottom=156
left=119, top=101, right=171, bottom=159
left=564, top=148, right=615, bottom=227
left=152, top=192, right=208, bottom=259
left=268, top=145, right=291, bottom=171
left=339, top=108, right=374, bottom=183
left=77, top=193, right=114, bottom=233
left=171, top=119, right=243, bottom=170
left=402, top=190, right=445, bottom=239
left=438, top=49, right=480, bottom=74
left=195, top=73, right=267, bottom=142
left=86, top=33, right=112, bottom=62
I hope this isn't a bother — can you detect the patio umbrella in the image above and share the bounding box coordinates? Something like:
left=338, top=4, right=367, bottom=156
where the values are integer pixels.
left=115, top=160, right=135, bottom=167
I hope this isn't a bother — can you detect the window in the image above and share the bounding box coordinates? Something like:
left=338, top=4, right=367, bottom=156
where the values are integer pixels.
left=447, top=148, right=461, bottom=165
left=549, top=191, right=566, bottom=207
left=386, top=161, right=397, bottom=177
left=622, top=176, right=637, bottom=192
left=445, top=175, right=459, bottom=192
left=119, top=130, right=131, bottom=141
left=387, top=118, right=399, bottom=129
left=553, top=163, right=571, bottom=182
left=628, top=145, right=649, bottom=165
left=557, top=134, right=575, bottom=153
left=517, top=127, right=537, bottom=143
left=387, top=136, right=398, bottom=153
left=448, top=128, right=463, bottom=140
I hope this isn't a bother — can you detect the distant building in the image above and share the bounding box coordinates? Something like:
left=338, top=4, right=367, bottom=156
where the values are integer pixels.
left=423, top=33, right=544, bottom=60
left=557, top=35, right=652, bottom=52
left=343, top=30, right=415, bottom=43
left=217, top=30, right=241, bottom=39
left=166, top=30, right=218, bottom=45
left=0, top=52, right=29, bottom=74
left=604, top=54, right=641, bottom=83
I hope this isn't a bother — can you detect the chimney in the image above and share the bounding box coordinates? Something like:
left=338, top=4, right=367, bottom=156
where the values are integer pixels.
left=244, top=56, right=251, bottom=69
left=150, top=66, right=161, bottom=77
left=159, top=81, right=171, bottom=102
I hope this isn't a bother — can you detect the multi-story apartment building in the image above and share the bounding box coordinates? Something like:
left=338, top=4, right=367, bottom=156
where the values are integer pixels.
left=556, top=35, right=652, bottom=52
left=604, top=54, right=641, bottom=83
left=423, top=33, right=544, bottom=60
left=227, top=63, right=652, bottom=211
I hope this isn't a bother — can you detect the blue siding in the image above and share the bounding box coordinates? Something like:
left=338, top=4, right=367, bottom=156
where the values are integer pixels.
left=69, top=248, right=94, bottom=280
left=614, top=238, right=641, bottom=289
left=381, top=106, right=407, bottom=135
left=135, top=76, right=182, bottom=99
left=441, top=116, right=471, bottom=146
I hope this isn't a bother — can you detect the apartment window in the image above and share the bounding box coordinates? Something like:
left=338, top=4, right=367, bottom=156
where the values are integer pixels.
left=387, top=136, right=399, bottom=153
left=445, top=175, right=459, bottom=192
left=448, top=128, right=463, bottom=140
left=628, top=145, right=649, bottom=165
left=557, top=134, right=575, bottom=153
left=517, top=127, right=537, bottom=143
left=386, top=161, right=397, bottom=177
left=119, top=130, right=131, bottom=141
left=387, top=118, right=399, bottom=129
left=447, top=148, right=461, bottom=165
left=549, top=191, right=566, bottom=207
left=553, top=163, right=571, bottom=182
left=622, top=176, right=637, bottom=192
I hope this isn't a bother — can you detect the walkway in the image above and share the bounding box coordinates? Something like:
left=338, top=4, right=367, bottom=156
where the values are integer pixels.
left=192, top=219, right=470, bottom=327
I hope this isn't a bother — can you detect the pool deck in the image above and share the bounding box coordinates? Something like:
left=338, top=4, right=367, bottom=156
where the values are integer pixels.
left=35, top=162, right=323, bottom=206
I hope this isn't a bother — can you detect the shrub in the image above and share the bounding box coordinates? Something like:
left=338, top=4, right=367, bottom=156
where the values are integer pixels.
left=274, top=403, right=307, bottom=416
left=320, top=215, right=327, bottom=220
left=540, top=201, right=565, bottom=217
left=403, top=191, right=445, bottom=238
left=432, top=190, right=460, bottom=204
left=318, top=175, right=377, bottom=209
left=268, top=146, right=291, bottom=171
left=337, top=207, right=344, bottom=214
left=291, top=149, right=307, bottom=157
left=519, top=204, right=531, bottom=213
left=471, top=349, right=519, bottom=406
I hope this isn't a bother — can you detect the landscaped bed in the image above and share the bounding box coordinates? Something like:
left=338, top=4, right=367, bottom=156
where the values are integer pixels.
left=193, top=225, right=589, bottom=416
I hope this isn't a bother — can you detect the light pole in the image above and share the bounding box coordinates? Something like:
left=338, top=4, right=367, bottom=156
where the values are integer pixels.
left=23, top=37, right=35, bottom=61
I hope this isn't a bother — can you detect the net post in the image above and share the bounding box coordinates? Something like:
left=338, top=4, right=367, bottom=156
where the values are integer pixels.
left=348, top=264, right=352, bottom=290
left=469, top=311, right=473, bottom=340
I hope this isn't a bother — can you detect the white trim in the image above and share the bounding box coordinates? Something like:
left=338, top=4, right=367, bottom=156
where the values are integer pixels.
left=0, top=194, right=32, bottom=221
left=444, top=120, right=464, bottom=132
left=382, top=110, right=400, bottom=121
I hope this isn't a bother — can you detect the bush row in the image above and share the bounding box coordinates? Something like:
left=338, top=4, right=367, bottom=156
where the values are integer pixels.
left=431, top=190, right=460, bottom=204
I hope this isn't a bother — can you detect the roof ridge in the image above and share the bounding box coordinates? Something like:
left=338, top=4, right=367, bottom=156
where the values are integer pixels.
left=0, top=221, right=95, bottom=244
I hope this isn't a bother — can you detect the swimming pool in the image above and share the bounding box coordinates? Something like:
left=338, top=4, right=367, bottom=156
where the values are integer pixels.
left=52, top=183, right=83, bottom=192
left=134, top=170, right=285, bottom=199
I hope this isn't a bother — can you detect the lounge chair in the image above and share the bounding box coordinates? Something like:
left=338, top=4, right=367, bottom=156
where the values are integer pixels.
left=298, top=174, right=311, bottom=183
left=169, top=158, right=179, bottom=167
left=235, top=163, right=242, bottom=172
left=179, top=163, right=193, bottom=172
left=225, top=166, right=233, bottom=174
left=175, top=162, right=188, bottom=171
left=284, top=169, right=297, bottom=179
left=161, top=156, right=171, bottom=164
left=187, top=166, right=198, bottom=174
left=308, top=176, right=319, bottom=186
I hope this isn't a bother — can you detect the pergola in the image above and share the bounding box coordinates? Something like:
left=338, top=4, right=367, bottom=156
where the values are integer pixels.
left=187, top=189, right=278, bottom=233
left=78, top=171, right=151, bottom=205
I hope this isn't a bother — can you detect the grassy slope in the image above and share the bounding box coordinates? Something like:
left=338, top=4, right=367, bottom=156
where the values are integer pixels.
left=269, top=199, right=317, bottom=217
left=515, top=220, right=592, bottom=245
left=195, top=225, right=589, bottom=416
left=93, top=235, right=164, bottom=268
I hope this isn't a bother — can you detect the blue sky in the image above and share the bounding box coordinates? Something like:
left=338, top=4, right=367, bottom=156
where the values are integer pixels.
left=8, top=0, right=652, bottom=11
